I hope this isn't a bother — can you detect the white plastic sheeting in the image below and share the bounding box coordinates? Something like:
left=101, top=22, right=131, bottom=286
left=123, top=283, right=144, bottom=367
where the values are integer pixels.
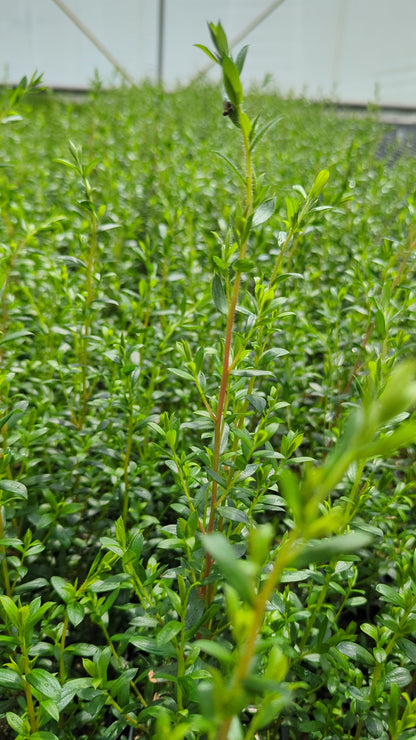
left=1, top=0, right=415, bottom=107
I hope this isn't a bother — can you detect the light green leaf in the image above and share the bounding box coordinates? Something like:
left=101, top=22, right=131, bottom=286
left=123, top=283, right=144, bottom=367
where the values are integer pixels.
left=250, top=116, right=281, bottom=152
left=209, top=22, right=229, bottom=57
left=40, top=698, right=60, bottom=721
left=6, top=712, right=27, bottom=734
left=222, top=56, right=243, bottom=106
left=310, top=169, right=330, bottom=198
left=239, top=111, right=252, bottom=139
left=202, top=532, right=254, bottom=605
left=156, top=620, right=182, bottom=645
left=67, top=601, right=85, bottom=627
left=376, top=583, right=405, bottom=608
left=0, top=479, right=27, bottom=500
left=51, top=576, right=74, bottom=603
left=293, top=532, right=372, bottom=568
left=129, top=636, right=176, bottom=657
left=0, top=330, right=33, bottom=346
left=195, top=639, right=233, bottom=664
left=0, top=595, right=20, bottom=627
left=252, top=198, right=275, bottom=227
left=194, top=44, right=218, bottom=64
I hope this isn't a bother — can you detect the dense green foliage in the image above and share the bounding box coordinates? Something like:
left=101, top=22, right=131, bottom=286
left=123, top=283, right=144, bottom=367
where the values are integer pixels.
left=1, top=32, right=416, bottom=739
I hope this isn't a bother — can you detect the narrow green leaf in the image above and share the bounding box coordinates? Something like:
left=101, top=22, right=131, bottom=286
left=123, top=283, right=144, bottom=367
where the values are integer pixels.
left=233, top=258, right=255, bottom=273
left=293, top=532, right=372, bottom=568
left=374, top=309, right=386, bottom=338
left=129, top=636, right=176, bottom=656
left=222, top=56, right=243, bottom=106
left=53, top=158, right=78, bottom=172
left=57, top=677, right=95, bottom=710
left=168, top=367, right=195, bottom=382
left=217, top=506, right=249, bottom=524
left=0, top=330, right=33, bottom=346
left=209, top=22, right=229, bottom=57
left=250, top=116, right=281, bottom=152
left=206, top=468, right=226, bottom=487
left=57, top=255, right=87, bottom=269
left=285, top=195, right=299, bottom=225
left=202, top=532, right=254, bottom=605
left=156, top=620, right=182, bottom=645
left=195, top=639, right=233, bottom=664
left=40, top=698, right=60, bottom=721
left=0, top=595, right=20, bottom=627
left=235, top=45, right=249, bottom=74
left=212, top=274, right=228, bottom=314
left=214, top=151, right=245, bottom=184
left=194, top=44, right=218, bottom=64
left=310, top=169, right=330, bottom=198
left=239, top=111, right=252, bottom=139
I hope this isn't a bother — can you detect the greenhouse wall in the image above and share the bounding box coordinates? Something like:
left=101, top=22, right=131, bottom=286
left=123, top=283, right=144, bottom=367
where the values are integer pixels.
left=1, top=0, right=416, bottom=107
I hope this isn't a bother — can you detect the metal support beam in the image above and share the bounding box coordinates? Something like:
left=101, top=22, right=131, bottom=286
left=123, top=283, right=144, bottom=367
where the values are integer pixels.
left=157, top=0, right=166, bottom=85
left=51, top=0, right=137, bottom=87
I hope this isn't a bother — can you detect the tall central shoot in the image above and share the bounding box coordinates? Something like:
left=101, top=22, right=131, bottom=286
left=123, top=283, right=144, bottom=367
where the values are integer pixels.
left=197, top=24, right=254, bottom=539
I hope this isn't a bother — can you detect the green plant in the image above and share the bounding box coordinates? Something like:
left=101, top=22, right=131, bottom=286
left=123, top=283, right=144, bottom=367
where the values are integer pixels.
left=0, top=23, right=416, bottom=739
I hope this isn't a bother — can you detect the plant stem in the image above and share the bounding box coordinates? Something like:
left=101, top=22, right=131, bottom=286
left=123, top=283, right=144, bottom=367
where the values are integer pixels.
left=217, top=530, right=303, bottom=739
left=79, top=208, right=98, bottom=427
left=59, top=613, right=70, bottom=684
left=0, top=504, right=11, bottom=596
left=203, top=104, right=254, bottom=597
left=22, top=636, right=37, bottom=731
left=122, top=404, right=135, bottom=525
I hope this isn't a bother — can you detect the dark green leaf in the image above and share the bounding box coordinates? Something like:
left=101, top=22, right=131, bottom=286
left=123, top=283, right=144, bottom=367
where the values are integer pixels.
left=27, top=669, right=62, bottom=700
left=337, top=641, right=374, bottom=666
left=0, top=668, right=23, bottom=689
left=212, top=273, right=228, bottom=314
left=384, top=666, right=412, bottom=688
